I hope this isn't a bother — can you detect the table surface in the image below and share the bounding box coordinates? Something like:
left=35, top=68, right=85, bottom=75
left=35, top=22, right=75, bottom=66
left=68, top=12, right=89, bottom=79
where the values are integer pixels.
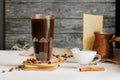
left=0, top=51, right=120, bottom=80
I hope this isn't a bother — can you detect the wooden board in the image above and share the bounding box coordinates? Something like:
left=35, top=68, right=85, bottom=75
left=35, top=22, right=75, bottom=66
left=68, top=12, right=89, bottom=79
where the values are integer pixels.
left=22, top=58, right=63, bottom=71
left=22, top=63, right=59, bottom=71
left=83, top=14, right=103, bottom=50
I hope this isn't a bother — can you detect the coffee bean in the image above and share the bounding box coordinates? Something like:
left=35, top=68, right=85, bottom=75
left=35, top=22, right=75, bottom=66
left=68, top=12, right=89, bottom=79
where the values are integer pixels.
left=2, top=70, right=6, bottom=73
left=67, top=55, right=73, bottom=58
left=61, top=54, right=67, bottom=58
left=70, top=55, right=73, bottom=57
left=18, top=66, right=22, bottom=69
left=15, top=67, right=18, bottom=70
left=52, top=54, right=56, bottom=57
left=56, top=55, right=60, bottom=58
left=9, top=68, right=14, bottom=72
left=37, top=58, right=40, bottom=61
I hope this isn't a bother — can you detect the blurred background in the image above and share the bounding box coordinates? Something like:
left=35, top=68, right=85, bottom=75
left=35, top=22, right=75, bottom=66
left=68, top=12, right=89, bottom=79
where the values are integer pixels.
left=0, top=0, right=116, bottom=49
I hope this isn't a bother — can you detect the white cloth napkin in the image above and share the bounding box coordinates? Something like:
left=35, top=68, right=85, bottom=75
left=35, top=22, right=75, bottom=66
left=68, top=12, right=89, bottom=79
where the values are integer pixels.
left=0, top=51, right=29, bottom=66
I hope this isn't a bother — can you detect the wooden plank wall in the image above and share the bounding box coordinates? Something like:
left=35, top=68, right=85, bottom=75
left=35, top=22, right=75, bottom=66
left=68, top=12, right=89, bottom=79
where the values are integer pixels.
left=5, top=0, right=115, bottom=49
left=116, top=0, right=120, bottom=48
left=0, top=0, right=5, bottom=49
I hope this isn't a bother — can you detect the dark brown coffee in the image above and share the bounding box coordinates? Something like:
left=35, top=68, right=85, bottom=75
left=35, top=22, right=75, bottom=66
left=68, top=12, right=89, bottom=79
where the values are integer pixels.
left=31, top=14, right=54, bottom=61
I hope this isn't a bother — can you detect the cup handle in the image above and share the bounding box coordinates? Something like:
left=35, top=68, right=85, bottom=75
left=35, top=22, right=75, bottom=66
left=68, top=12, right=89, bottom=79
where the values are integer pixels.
left=90, top=54, right=101, bottom=65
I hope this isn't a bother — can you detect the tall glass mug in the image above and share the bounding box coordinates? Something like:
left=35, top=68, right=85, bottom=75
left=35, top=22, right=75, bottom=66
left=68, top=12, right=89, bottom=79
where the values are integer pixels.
left=31, top=14, right=54, bottom=62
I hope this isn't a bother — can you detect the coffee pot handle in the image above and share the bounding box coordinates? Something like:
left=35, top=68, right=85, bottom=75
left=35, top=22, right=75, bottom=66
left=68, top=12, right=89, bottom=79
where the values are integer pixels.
left=109, top=36, right=120, bottom=43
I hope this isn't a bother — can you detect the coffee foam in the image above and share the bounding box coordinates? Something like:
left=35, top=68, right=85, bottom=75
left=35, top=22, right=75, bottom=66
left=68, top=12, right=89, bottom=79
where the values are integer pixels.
left=35, top=14, right=42, bottom=18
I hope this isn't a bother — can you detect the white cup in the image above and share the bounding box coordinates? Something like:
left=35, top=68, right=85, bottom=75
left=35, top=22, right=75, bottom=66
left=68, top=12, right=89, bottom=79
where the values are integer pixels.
left=71, top=50, right=101, bottom=65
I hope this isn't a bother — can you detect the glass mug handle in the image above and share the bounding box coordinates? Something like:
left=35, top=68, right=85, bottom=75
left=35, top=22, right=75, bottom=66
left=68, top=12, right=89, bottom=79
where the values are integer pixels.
left=90, top=54, right=101, bottom=65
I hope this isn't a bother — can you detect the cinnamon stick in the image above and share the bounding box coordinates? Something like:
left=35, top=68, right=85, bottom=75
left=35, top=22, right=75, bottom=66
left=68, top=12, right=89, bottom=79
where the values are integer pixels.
left=48, top=58, right=62, bottom=64
left=80, top=67, right=105, bottom=72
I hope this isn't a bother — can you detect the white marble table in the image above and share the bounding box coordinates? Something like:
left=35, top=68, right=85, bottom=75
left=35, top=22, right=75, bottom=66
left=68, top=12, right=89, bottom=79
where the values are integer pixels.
left=0, top=51, right=120, bottom=80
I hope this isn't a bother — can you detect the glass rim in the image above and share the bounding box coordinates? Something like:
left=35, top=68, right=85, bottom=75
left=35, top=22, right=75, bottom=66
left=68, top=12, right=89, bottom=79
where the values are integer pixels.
left=31, top=14, right=54, bottom=19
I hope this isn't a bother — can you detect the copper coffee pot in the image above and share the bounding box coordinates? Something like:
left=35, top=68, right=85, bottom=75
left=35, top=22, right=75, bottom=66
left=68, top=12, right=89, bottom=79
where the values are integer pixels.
left=92, top=32, right=120, bottom=59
